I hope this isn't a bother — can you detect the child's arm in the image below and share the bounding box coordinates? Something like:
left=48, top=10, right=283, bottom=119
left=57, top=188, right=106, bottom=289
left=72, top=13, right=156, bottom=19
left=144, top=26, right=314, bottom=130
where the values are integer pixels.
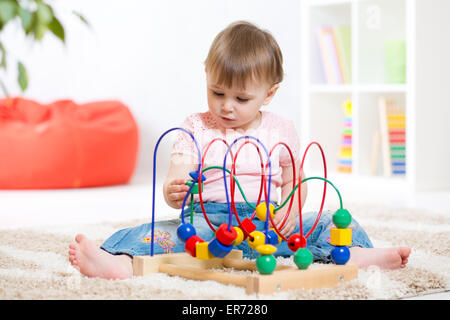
left=271, top=162, right=307, bottom=237
left=163, top=154, right=197, bottom=209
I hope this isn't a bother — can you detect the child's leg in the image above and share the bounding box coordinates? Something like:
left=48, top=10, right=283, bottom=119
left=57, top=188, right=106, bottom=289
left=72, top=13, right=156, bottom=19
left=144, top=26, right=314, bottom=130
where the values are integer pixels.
left=69, top=215, right=215, bottom=280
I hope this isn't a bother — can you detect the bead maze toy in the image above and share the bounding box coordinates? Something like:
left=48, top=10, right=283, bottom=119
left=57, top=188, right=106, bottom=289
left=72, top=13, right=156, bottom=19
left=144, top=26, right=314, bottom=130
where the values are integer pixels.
left=132, top=128, right=358, bottom=295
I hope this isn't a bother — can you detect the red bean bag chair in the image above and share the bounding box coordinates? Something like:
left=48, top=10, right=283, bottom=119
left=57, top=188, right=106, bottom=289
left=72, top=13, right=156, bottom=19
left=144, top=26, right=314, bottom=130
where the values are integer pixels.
left=0, top=97, right=139, bottom=189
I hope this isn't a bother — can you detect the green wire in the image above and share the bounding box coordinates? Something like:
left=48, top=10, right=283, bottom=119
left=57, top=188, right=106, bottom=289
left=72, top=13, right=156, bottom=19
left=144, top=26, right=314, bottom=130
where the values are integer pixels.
left=274, top=176, right=343, bottom=211
left=189, top=193, right=194, bottom=224
left=201, top=166, right=343, bottom=212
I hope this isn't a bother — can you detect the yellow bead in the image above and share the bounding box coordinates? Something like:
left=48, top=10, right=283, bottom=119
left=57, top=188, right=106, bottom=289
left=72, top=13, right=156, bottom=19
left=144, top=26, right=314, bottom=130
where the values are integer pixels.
left=255, top=202, right=275, bottom=222
left=195, top=241, right=215, bottom=259
left=256, top=244, right=277, bottom=255
left=248, top=231, right=266, bottom=250
left=233, top=227, right=244, bottom=246
left=330, top=228, right=352, bottom=246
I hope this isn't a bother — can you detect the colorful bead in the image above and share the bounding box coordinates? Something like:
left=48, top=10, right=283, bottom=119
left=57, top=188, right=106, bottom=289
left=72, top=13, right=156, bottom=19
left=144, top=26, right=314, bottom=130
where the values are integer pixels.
left=333, top=208, right=352, bottom=229
left=195, top=241, right=214, bottom=260
left=240, top=217, right=257, bottom=236
left=185, top=180, right=203, bottom=194
left=263, top=229, right=281, bottom=246
left=215, top=223, right=238, bottom=246
left=330, top=228, right=352, bottom=246
left=185, top=235, right=204, bottom=257
left=188, top=170, right=206, bottom=182
left=208, top=238, right=232, bottom=258
left=232, top=227, right=245, bottom=246
left=248, top=231, right=266, bottom=250
left=294, top=248, right=313, bottom=270
left=256, top=244, right=277, bottom=255
left=256, top=254, right=277, bottom=274
left=331, top=246, right=350, bottom=265
left=255, top=202, right=275, bottom=222
left=177, top=223, right=196, bottom=242
left=287, top=233, right=307, bottom=252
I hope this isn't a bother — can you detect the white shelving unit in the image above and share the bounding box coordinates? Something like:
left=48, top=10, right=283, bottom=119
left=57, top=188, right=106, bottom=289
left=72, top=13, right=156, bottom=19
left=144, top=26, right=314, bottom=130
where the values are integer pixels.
left=300, top=0, right=450, bottom=193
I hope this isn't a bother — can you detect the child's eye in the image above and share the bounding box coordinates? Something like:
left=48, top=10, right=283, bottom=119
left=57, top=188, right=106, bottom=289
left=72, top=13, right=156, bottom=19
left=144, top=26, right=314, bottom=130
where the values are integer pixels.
left=212, top=91, right=224, bottom=97
left=237, top=97, right=249, bottom=103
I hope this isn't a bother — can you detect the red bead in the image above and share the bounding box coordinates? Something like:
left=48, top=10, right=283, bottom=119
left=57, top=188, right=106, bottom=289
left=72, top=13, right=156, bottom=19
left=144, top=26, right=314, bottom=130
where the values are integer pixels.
left=240, top=218, right=257, bottom=237
left=185, top=235, right=204, bottom=257
left=287, top=234, right=307, bottom=252
left=215, top=223, right=238, bottom=246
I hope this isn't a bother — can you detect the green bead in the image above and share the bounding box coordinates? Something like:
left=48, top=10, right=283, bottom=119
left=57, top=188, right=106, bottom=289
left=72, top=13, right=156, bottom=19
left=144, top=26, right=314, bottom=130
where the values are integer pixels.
left=333, top=209, right=352, bottom=229
left=256, top=254, right=277, bottom=274
left=185, top=180, right=203, bottom=194
left=294, top=248, right=313, bottom=270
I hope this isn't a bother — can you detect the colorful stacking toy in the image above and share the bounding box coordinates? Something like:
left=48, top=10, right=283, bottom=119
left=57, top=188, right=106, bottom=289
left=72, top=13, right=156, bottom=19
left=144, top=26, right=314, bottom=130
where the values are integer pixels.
left=149, top=127, right=354, bottom=275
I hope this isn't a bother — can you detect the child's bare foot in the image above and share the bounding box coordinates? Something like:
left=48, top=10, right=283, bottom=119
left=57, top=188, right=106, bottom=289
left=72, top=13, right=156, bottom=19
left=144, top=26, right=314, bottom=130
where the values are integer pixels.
left=68, top=234, right=133, bottom=280
left=348, top=247, right=411, bottom=270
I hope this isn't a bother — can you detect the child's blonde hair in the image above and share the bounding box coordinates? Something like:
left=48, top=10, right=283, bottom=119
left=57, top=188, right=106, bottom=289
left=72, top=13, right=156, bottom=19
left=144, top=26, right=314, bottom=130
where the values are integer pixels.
left=205, top=21, right=284, bottom=89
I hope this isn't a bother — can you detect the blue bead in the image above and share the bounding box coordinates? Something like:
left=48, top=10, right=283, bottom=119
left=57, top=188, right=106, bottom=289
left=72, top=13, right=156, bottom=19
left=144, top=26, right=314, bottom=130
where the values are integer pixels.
left=189, top=171, right=206, bottom=182
left=208, top=238, right=232, bottom=258
left=177, top=223, right=196, bottom=242
left=263, top=229, right=280, bottom=246
left=331, top=246, right=350, bottom=265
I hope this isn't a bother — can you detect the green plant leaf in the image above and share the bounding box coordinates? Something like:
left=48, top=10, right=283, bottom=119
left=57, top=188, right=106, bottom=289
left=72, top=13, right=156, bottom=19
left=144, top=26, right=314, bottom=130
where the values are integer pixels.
left=36, top=1, right=53, bottom=25
left=48, top=16, right=65, bottom=42
left=0, top=42, right=6, bottom=69
left=19, top=7, right=34, bottom=33
left=33, top=16, right=47, bottom=41
left=0, top=0, right=17, bottom=25
left=72, top=11, right=90, bottom=28
left=18, top=61, right=28, bottom=92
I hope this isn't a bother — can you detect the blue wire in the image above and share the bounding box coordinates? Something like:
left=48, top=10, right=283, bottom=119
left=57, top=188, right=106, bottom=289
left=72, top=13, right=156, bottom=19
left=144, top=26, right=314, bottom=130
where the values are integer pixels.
left=150, top=127, right=201, bottom=256
left=222, top=136, right=272, bottom=241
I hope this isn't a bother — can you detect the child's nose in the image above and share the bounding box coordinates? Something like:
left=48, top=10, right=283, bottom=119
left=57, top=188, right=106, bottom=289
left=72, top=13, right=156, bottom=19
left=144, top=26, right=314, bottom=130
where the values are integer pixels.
left=222, top=100, right=234, bottom=112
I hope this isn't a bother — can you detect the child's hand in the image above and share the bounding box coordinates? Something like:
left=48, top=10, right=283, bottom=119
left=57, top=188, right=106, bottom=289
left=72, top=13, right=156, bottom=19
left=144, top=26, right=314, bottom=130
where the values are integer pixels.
left=270, top=209, right=297, bottom=238
left=164, top=179, right=190, bottom=209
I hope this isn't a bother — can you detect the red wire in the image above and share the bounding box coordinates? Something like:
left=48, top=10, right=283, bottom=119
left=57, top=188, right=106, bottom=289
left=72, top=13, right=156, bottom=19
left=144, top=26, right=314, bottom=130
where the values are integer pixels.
left=197, top=138, right=328, bottom=247
left=230, top=140, right=266, bottom=240
left=297, top=142, right=328, bottom=240
left=198, top=138, right=234, bottom=233
left=267, top=142, right=297, bottom=232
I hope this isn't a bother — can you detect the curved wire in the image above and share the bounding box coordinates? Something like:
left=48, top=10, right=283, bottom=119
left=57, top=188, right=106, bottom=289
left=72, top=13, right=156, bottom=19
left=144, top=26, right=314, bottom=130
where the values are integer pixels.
left=222, top=136, right=272, bottom=236
left=151, top=127, right=201, bottom=256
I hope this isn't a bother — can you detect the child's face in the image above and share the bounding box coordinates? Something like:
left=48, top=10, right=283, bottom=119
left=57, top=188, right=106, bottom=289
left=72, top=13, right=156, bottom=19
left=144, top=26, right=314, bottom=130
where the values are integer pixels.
left=206, top=72, right=278, bottom=131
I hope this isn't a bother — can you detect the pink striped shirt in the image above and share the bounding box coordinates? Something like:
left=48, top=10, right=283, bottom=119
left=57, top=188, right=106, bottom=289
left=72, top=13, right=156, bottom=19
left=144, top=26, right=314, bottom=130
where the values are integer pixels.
left=171, top=111, right=300, bottom=204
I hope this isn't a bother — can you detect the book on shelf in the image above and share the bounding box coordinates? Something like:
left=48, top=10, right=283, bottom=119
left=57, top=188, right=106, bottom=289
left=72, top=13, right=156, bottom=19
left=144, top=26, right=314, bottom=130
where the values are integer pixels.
left=316, top=25, right=351, bottom=84
left=337, top=100, right=352, bottom=173
left=370, top=97, right=406, bottom=177
left=333, top=25, right=352, bottom=84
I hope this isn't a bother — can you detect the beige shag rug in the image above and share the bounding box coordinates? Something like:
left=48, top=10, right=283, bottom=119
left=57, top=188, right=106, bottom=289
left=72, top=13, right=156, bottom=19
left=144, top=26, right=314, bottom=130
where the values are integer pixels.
left=1, top=204, right=449, bottom=300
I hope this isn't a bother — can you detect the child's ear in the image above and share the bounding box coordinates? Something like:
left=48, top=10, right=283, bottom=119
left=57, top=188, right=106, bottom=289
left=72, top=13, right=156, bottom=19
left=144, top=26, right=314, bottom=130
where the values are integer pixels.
left=263, top=84, right=280, bottom=105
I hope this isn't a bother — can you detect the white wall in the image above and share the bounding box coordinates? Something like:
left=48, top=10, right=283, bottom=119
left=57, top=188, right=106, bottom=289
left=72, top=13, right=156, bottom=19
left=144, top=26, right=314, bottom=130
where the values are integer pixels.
left=0, top=0, right=302, bottom=182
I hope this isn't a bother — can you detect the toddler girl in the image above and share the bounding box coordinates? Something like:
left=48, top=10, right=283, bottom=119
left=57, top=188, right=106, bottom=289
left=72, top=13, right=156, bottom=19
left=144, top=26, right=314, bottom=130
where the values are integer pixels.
left=69, top=21, right=410, bottom=280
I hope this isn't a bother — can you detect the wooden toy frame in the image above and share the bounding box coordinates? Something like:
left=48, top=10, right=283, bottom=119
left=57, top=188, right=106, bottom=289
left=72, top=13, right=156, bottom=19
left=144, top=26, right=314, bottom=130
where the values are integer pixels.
left=133, top=250, right=358, bottom=295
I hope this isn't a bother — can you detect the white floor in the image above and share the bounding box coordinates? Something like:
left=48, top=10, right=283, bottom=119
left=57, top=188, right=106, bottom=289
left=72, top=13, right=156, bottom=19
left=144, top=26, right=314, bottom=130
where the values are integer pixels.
left=0, top=174, right=449, bottom=300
